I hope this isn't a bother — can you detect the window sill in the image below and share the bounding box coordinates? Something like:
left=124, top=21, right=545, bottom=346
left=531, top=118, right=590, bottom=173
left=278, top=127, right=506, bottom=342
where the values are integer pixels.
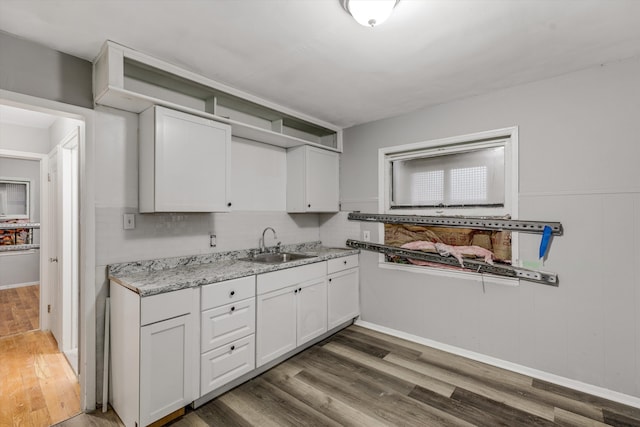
left=378, top=260, right=520, bottom=287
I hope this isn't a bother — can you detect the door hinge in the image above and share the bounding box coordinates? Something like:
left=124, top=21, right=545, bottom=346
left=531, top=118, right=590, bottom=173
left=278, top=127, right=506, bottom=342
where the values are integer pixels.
left=47, top=304, right=51, bottom=313
left=47, top=173, right=51, bottom=182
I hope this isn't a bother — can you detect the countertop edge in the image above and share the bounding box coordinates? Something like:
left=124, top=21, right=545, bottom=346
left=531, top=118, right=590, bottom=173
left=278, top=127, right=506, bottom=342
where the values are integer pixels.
left=108, top=248, right=359, bottom=297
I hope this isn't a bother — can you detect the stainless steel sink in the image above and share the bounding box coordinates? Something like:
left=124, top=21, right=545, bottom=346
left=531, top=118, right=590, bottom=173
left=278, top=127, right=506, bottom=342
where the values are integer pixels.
left=242, top=252, right=315, bottom=264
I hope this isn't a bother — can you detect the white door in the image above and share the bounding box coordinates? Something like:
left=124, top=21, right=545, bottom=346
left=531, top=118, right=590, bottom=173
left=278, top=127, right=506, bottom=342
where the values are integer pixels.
left=154, top=107, right=231, bottom=212
left=47, top=147, right=61, bottom=346
left=256, top=285, right=297, bottom=367
left=140, top=314, right=195, bottom=427
left=296, top=278, right=328, bottom=346
left=328, top=268, right=360, bottom=329
left=305, top=147, right=339, bottom=212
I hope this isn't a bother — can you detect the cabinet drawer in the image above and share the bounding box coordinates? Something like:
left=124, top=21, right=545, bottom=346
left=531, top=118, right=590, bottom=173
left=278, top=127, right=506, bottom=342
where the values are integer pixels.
left=201, top=276, right=255, bottom=310
left=141, top=288, right=196, bottom=326
left=327, top=255, right=359, bottom=274
left=201, top=298, right=255, bottom=353
left=200, top=335, right=255, bottom=396
left=257, top=261, right=326, bottom=295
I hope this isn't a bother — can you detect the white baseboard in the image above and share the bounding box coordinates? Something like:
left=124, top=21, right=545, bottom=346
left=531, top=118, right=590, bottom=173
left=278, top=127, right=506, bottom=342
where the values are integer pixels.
left=355, top=320, right=640, bottom=409
left=0, top=281, right=39, bottom=291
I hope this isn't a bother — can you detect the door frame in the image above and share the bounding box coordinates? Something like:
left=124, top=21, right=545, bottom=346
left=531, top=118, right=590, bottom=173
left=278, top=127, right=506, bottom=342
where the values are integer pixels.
left=0, top=89, right=96, bottom=411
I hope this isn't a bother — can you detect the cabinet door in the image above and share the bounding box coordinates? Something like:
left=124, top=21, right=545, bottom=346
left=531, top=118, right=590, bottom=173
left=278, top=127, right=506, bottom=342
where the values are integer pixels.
left=328, top=268, right=360, bottom=330
left=296, top=278, right=328, bottom=346
left=305, top=147, right=339, bottom=212
left=200, top=335, right=255, bottom=396
left=155, top=106, right=231, bottom=212
left=140, top=314, right=195, bottom=427
left=201, top=298, right=255, bottom=353
left=256, top=285, right=297, bottom=367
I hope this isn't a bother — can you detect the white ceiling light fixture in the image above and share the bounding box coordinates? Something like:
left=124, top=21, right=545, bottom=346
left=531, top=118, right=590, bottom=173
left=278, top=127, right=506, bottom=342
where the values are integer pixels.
left=342, top=0, right=399, bottom=28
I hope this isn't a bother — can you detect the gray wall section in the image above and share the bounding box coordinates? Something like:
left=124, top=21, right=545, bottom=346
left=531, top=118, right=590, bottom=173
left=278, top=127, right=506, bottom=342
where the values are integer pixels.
left=342, top=56, right=640, bottom=398
left=0, top=157, right=40, bottom=287
left=0, top=31, right=92, bottom=109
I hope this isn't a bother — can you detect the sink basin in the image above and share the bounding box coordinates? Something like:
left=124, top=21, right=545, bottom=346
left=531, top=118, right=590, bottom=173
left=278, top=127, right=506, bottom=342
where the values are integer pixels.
left=242, top=252, right=315, bottom=264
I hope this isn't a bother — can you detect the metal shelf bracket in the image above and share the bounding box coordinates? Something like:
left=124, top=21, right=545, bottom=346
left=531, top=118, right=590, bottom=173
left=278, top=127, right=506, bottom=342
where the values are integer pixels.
left=346, top=239, right=558, bottom=286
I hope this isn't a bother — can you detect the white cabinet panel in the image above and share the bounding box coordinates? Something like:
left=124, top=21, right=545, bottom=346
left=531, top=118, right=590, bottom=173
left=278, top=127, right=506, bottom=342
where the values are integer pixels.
left=201, top=276, right=255, bottom=311
left=200, top=335, right=255, bottom=396
left=287, top=145, right=339, bottom=212
left=256, top=285, right=297, bottom=367
left=140, top=314, right=195, bottom=427
left=327, top=254, right=359, bottom=274
left=296, top=278, right=328, bottom=345
left=328, top=268, right=360, bottom=330
left=140, top=105, right=231, bottom=213
left=201, top=299, right=255, bottom=353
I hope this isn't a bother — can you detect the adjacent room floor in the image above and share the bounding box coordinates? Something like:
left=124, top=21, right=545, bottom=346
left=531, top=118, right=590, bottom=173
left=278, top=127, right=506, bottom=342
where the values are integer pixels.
left=0, top=284, right=81, bottom=427
left=58, top=324, right=640, bottom=427
left=0, top=284, right=39, bottom=337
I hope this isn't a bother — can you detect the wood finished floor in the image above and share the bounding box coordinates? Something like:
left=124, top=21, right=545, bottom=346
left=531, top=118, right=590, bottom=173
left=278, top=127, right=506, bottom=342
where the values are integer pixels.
left=0, top=284, right=39, bottom=338
left=59, top=324, right=640, bottom=427
left=0, top=330, right=81, bottom=427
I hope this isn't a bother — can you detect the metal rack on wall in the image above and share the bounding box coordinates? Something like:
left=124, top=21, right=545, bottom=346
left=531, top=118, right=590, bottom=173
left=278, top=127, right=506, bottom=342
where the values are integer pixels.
left=347, top=212, right=563, bottom=286
left=0, top=222, right=40, bottom=252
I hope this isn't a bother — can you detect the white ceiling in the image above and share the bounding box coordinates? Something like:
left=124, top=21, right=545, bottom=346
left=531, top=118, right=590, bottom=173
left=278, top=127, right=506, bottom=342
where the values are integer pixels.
left=1, top=0, right=639, bottom=128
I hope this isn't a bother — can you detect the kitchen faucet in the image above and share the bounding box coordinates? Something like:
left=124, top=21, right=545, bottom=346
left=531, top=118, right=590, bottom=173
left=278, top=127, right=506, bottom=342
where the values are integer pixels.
left=260, top=227, right=280, bottom=253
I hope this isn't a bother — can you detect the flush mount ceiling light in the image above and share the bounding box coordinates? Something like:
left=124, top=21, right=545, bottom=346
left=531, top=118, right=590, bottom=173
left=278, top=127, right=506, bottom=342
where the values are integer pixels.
left=341, top=0, right=399, bottom=27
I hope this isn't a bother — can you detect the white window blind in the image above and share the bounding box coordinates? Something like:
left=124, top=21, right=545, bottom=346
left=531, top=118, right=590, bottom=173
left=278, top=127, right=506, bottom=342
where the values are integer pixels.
left=391, top=145, right=505, bottom=208
left=0, top=180, right=29, bottom=218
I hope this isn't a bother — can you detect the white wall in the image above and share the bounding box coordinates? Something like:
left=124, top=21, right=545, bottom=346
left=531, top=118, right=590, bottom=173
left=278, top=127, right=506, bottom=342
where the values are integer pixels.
left=0, top=157, right=40, bottom=287
left=0, top=122, right=50, bottom=154
left=92, top=105, right=323, bottom=403
left=341, top=56, right=640, bottom=398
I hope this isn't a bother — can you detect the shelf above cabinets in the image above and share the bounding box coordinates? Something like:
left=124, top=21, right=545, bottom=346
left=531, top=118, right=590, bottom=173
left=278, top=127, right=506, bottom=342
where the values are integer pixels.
left=93, top=41, right=342, bottom=152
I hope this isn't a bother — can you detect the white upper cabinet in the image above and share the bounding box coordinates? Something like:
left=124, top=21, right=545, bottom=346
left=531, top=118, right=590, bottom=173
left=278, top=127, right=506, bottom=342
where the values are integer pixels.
left=139, top=106, right=231, bottom=213
left=287, top=145, right=339, bottom=213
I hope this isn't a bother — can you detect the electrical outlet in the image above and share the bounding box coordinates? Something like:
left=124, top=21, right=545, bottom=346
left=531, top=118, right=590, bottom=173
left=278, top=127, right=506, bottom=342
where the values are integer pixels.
left=362, top=230, right=371, bottom=242
left=123, top=214, right=135, bottom=230
left=209, top=233, right=217, bottom=247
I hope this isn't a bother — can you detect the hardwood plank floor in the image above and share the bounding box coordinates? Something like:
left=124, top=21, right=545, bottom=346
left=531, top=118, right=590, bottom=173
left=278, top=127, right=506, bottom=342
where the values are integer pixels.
left=0, top=330, right=80, bottom=427
left=58, top=324, right=640, bottom=427
left=0, top=284, right=39, bottom=337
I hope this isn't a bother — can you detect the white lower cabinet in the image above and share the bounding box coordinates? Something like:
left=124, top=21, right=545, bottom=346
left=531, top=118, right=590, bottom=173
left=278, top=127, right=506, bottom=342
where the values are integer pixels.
left=327, top=254, right=360, bottom=329
left=109, top=284, right=198, bottom=427
left=256, top=262, right=328, bottom=367
left=199, top=276, right=256, bottom=397
left=140, top=315, right=195, bottom=427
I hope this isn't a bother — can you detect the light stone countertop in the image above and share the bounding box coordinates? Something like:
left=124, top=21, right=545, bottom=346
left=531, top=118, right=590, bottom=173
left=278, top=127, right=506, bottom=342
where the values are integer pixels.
left=108, top=242, right=359, bottom=297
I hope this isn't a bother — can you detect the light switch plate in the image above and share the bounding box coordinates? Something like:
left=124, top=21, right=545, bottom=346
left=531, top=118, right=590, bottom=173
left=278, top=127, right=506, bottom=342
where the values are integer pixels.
left=362, top=230, right=371, bottom=242
left=123, top=214, right=135, bottom=230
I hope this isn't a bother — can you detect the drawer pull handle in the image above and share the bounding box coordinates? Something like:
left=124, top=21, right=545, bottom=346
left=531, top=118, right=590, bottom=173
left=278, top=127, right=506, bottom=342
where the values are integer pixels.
left=230, top=345, right=235, bottom=351
left=230, top=306, right=235, bottom=312
left=329, top=278, right=332, bottom=282
left=230, top=290, right=235, bottom=297
left=294, top=289, right=298, bottom=294
left=344, top=260, right=347, bottom=265
left=298, top=287, right=302, bottom=292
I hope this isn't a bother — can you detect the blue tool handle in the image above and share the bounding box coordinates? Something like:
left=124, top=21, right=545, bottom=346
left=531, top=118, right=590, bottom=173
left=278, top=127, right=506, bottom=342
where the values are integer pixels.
left=539, top=225, right=552, bottom=259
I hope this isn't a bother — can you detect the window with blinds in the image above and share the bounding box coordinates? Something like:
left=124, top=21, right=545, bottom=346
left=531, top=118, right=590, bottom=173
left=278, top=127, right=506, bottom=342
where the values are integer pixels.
left=391, top=145, right=505, bottom=208
left=0, top=179, right=30, bottom=219
left=381, top=128, right=517, bottom=218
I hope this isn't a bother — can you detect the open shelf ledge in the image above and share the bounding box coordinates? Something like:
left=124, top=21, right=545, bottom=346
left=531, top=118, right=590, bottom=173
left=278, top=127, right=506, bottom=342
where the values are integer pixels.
left=93, top=41, right=342, bottom=152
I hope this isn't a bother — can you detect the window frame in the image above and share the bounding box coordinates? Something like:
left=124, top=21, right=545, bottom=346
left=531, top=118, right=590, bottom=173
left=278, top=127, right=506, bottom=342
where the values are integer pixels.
left=0, top=177, right=31, bottom=220
left=377, top=126, right=519, bottom=283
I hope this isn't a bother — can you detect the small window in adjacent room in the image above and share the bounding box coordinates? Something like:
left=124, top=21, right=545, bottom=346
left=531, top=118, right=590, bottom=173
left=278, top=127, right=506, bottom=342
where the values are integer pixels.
left=0, top=179, right=30, bottom=219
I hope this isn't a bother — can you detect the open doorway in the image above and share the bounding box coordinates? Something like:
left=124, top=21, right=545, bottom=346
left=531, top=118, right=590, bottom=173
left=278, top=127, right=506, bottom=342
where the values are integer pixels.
left=0, top=103, right=83, bottom=426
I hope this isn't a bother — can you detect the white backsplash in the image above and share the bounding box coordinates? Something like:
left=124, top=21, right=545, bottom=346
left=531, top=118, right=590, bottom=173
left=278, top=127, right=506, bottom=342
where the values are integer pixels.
left=319, top=211, right=361, bottom=248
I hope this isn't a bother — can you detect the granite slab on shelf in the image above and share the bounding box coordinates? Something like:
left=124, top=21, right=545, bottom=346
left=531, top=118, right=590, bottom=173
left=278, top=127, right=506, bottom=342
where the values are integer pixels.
left=108, top=241, right=359, bottom=297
